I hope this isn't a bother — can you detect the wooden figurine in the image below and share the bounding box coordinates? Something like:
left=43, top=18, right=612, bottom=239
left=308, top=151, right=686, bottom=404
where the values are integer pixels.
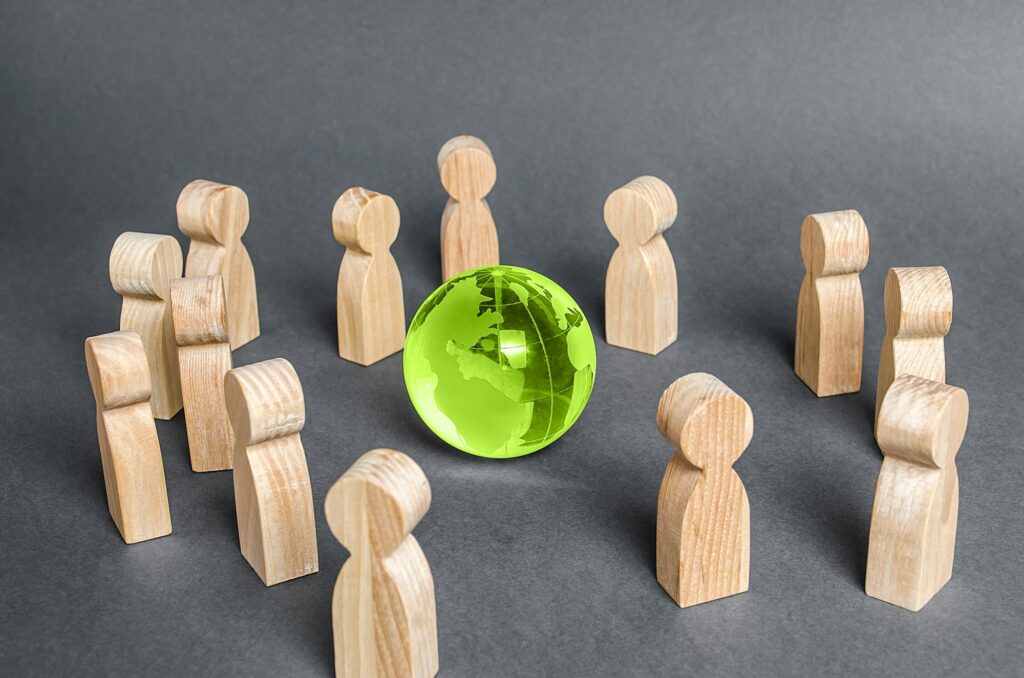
left=170, top=275, right=234, bottom=472
left=437, top=135, right=499, bottom=280
left=604, top=176, right=679, bottom=355
left=224, top=358, right=317, bottom=586
left=325, top=448, right=438, bottom=678
left=84, top=331, right=172, bottom=543
left=875, top=266, right=953, bottom=430
left=176, top=179, right=260, bottom=350
left=794, top=210, right=870, bottom=396
left=656, top=372, right=752, bottom=607
left=109, top=231, right=183, bottom=420
left=866, top=374, right=969, bottom=611
left=332, top=187, right=406, bottom=365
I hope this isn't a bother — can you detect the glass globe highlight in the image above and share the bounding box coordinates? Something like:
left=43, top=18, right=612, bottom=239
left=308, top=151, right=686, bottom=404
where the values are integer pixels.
left=403, top=265, right=596, bottom=458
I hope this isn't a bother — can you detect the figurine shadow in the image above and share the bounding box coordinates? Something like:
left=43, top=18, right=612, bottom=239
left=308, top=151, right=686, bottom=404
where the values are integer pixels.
left=769, top=326, right=795, bottom=365
left=312, top=597, right=335, bottom=674
left=211, top=481, right=241, bottom=541
left=394, top=194, right=443, bottom=286
left=804, top=383, right=880, bottom=462
left=286, top=269, right=338, bottom=354
left=727, top=295, right=794, bottom=365
left=781, top=466, right=869, bottom=588
left=317, top=298, right=336, bottom=353
left=698, top=259, right=796, bottom=364
left=546, top=441, right=662, bottom=578
left=25, top=390, right=111, bottom=514
left=592, top=294, right=606, bottom=341
left=856, top=379, right=879, bottom=437
left=611, top=504, right=659, bottom=578
left=852, top=391, right=881, bottom=456
left=565, top=254, right=606, bottom=336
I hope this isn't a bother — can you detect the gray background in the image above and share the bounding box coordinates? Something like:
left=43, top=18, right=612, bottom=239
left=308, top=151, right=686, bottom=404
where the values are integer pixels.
left=2, top=1, right=1022, bottom=675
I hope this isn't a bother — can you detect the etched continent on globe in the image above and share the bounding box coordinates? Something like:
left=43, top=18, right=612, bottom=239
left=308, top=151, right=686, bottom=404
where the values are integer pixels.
left=404, top=265, right=596, bottom=458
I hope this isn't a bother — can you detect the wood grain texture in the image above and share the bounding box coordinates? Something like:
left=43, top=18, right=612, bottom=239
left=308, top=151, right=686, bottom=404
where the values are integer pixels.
left=325, top=448, right=438, bottom=678
left=332, top=187, right=406, bottom=366
left=177, top=179, right=260, bottom=350
left=875, top=266, right=953, bottom=431
left=866, top=375, right=968, bottom=611
left=794, top=210, right=869, bottom=396
left=604, top=176, right=678, bottom=355
left=437, top=135, right=499, bottom=280
left=84, top=331, right=172, bottom=543
left=109, top=231, right=183, bottom=420
left=224, top=358, right=318, bottom=586
left=170, top=274, right=234, bottom=472
left=656, top=372, right=752, bottom=607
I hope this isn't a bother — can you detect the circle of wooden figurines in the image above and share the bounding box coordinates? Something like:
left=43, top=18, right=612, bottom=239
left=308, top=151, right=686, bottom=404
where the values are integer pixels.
left=82, top=138, right=973, bottom=678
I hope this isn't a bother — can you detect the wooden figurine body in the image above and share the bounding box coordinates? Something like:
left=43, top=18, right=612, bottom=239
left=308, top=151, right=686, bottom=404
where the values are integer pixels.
left=604, top=176, right=679, bottom=355
left=875, top=266, right=953, bottom=430
left=867, top=375, right=968, bottom=611
left=109, top=231, right=183, bottom=420
left=437, top=135, right=499, bottom=280
left=84, top=331, right=172, bottom=543
left=177, top=179, right=260, bottom=350
left=656, top=372, right=752, bottom=606
left=332, top=187, right=406, bottom=365
left=794, top=210, right=870, bottom=396
left=224, top=358, right=317, bottom=586
left=170, top=275, right=233, bottom=472
left=325, top=448, right=438, bottom=678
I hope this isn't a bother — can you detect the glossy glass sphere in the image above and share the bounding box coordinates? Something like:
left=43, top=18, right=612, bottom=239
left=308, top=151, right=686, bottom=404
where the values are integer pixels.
left=404, top=265, right=597, bottom=458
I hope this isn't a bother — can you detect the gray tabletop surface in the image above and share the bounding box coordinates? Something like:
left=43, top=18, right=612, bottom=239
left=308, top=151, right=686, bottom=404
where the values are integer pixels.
left=2, top=1, right=1023, bottom=676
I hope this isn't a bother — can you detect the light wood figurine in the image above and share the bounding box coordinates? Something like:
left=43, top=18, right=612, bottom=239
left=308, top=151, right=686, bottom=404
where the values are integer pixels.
left=177, top=179, right=260, bottom=350
left=794, top=210, right=869, bottom=396
left=866, top=374, right=969, bottom=611
left=437, top=135, right=499, bottom=280
left=224, top=358, right=318, bottom=586
left=604, top=176, right=679, bottom=355
left=170, top=274, right=234, bottom=472
left=875, top=266, right=953, bottom=431
left=332, top=187, right=406, bottom=365
left=325, top=448, right=438, bottom=678
left=656, top=372, right=752, bottom=607
left=84, top=330, right=172, bottom=543
left=109, top=231, right=183, bottom=420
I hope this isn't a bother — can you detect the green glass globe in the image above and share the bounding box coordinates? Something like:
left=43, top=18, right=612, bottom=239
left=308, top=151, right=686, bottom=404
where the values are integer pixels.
left=404, top=265, right=596, bottom=458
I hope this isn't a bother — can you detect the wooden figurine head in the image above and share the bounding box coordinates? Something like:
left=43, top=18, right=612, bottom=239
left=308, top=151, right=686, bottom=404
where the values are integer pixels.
left=657, top=372, right=752, bottom=469
left=170, top=275, right=229, bottom=347
left=85, top=331, right=151, bottom=410
left=109, top=232, right=183, bottom=302
left=325, top=448, right=431, bottom=556
left=883, top=266, right=953, bottom=339
left=877, top=375, right=968, bottom=472
left=604, top=176, right=678, bottom=247
left=177, top=179, right=250, bottom=245
left=437, top=135, right=496, bottom=202
left=332, top=187, right=400, bottom=256
left=224, top=358, right=305, bottom=447
left=799, top=210, right=869, bottom=278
